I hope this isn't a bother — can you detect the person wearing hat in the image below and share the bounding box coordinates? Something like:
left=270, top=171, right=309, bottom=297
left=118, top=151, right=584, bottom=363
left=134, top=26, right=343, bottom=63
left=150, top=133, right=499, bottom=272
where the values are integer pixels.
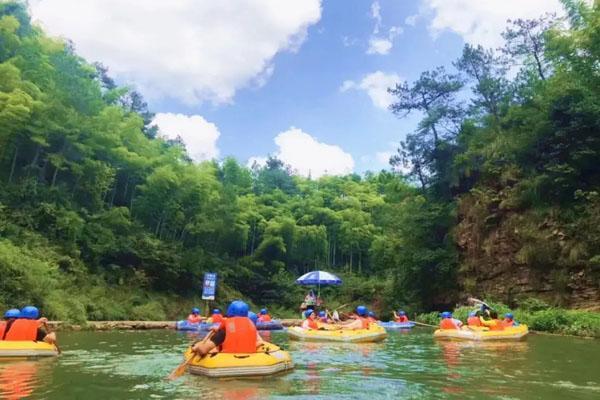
left=192, top=300, right=263, bottom=356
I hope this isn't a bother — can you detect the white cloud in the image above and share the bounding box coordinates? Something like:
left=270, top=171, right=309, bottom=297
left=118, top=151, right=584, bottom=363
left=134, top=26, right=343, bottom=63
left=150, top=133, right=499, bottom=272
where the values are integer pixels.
left=405, top=14, right=419, bottom=27
left=367, top=38, right=393, bottom=55
left=366, top=1, right=403, bottom=55
left=251, top=127, right=354, bottom=178
left=422, top=0, right=565, bottom=47
left=340, top=71, right=401, bottom=110
left=30, top=0, right=321, bottom=105
left=375, top=151, right=394, bottom=165
left=152, top=113, right=220, bottom=162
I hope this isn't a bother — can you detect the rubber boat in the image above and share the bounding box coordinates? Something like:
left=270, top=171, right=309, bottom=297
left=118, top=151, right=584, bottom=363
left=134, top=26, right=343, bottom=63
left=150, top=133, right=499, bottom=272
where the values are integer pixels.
left=287, top=325, right=387, bottom=343
left=434, top=324, right=529, bottom=341
left=0, top=341, right=59, bottom=357
left=255, top=320, right=284, bottom=331
left=378, top=321, right=415, bottom=330
left=184, top=342, right=294, bottom=378
left=176, top=320, right=218, bottom=331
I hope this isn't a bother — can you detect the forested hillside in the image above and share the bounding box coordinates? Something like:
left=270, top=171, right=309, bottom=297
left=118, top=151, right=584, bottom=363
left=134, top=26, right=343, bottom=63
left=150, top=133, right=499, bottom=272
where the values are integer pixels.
left=0, top=0, right=598, bottom=322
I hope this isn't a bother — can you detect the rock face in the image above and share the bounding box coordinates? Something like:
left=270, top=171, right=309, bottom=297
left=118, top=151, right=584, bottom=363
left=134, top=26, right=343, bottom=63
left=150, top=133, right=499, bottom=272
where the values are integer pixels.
left=456, top=189, right=600, bottom=310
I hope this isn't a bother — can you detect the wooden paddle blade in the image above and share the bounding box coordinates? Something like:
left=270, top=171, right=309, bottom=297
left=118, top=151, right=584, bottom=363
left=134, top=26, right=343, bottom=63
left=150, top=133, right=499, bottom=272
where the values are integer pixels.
left=167, top=356, right=192, bottom=380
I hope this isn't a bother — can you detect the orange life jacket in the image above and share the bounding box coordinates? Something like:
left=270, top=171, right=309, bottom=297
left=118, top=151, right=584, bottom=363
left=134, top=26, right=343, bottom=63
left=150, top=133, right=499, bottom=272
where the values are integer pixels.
left=488, top=319, right=505, bottom=331
left=4, top=319, right=40, bottom=341
left=258, top=314, right=272, bottom=322
left=187, top=314, right=202, bottom=324
left=502, top=318, right=514, bottom=327
left=211, top=314, right=224, bottom=324
left=359, top=317, right=370, bottom=329
left=303, top=318, right=319, bottom=329
left=467, top=316, right=482, bottom=327
left=439, top=319, right=459, bottom=330
left=367, top=317, right=377, bottom=323
left=220, top=317, right=257, bottom=353
left=0, top=321, right=5, bottom=339
left=395, top=315, right=409, bottom=323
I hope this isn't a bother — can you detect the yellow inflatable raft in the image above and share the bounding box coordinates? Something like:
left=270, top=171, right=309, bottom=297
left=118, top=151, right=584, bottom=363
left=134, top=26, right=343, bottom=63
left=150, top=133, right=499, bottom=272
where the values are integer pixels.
left=0, top=341, right=59, bottom=357
left=287, top=325, right=387, bottom=343
left=434, top=325, right=529, bottom=341
left=184, top=342, right=294, bottom=378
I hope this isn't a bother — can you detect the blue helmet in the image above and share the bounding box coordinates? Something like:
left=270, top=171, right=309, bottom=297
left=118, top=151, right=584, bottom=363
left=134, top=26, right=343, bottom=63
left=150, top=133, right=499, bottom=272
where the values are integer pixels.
left=191, top=307, right=200, bottom=315
left=505, top=313, right=514, bottom=319
left=356, top=306, right=367, bottom=316
left=304, top=309, right=314, bottom=318
left=4, top=308, right=20, bottom=319
left=260, top=308, right=267, bottom=315
left=212, top=309, right=221, bottom=314
left=248, top=311, right=258, bottom=325
left=20, top=306, right=39, bottom=320
left=227, top=300, right=249, bottom=317
left=318, top=311, right=326, bottom=317
left=469, top=311, right=477, bottom=317
left=368, top=311, right=375, bottom=317
left=398, top=310, right=406, bottom=316
left=441, top=311, right=452, bottom=319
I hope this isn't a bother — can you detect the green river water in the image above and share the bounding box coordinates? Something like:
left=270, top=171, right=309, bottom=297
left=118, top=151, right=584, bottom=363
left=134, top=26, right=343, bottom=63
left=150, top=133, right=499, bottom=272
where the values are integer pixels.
left=0, top=329, right=598, bottom=399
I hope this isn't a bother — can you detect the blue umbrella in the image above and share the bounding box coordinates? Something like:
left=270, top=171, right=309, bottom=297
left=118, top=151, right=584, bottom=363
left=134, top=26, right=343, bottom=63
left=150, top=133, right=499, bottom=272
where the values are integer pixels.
left=296, top=270, right=342, bottom=298
left=296, top=270, right=342, bottom=286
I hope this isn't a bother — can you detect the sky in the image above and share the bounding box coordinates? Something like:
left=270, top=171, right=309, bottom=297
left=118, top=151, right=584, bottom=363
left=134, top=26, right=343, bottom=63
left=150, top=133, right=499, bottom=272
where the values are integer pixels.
left=28, top=0, right=568, bottom=178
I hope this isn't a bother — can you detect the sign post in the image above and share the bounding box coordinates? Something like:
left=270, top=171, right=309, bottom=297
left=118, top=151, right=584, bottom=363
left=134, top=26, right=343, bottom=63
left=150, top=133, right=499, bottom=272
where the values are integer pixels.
left=202, top=272, right=217, bottom=316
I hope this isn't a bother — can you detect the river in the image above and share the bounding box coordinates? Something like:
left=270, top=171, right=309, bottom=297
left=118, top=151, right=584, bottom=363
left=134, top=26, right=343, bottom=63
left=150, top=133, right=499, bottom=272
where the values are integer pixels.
left=0, top=329, right=598, bottom=399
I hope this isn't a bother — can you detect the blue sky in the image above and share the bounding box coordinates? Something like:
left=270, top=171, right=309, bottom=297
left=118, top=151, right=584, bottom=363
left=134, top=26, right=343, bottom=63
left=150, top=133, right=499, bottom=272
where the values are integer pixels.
left=30, top=0, right=567, bottom=177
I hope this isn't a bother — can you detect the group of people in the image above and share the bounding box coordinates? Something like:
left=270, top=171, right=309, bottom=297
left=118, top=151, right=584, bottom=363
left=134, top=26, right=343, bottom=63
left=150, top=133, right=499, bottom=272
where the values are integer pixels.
left=439, top=305, right=518, bottom=330
left=301, top=305, right=379, bottom=331
left=186, top=306, right=272, bottom=326
left=0, top=306, right=56, bottom=343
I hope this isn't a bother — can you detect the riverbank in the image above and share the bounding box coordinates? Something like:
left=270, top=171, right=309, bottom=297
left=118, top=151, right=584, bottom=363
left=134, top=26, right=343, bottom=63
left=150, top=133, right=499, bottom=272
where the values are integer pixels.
left=47, top=319, right=303, bottom=331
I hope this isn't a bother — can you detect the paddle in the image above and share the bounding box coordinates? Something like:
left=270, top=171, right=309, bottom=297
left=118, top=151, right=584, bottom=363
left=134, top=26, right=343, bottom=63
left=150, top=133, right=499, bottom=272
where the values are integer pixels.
left=410, top=321, right=438, bottom=329
left=468, top=297, right=492, bottom=310
left=167, top=330, right=214, bottom=380
left=42, top=321, right=62, bottom=355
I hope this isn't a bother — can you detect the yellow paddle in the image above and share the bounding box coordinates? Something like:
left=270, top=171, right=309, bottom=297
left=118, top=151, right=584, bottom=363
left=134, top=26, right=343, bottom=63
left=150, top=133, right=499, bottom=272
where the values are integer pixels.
left=410, top=320, right=438, bottom=329
left=167, top=330, right=214, bottom=380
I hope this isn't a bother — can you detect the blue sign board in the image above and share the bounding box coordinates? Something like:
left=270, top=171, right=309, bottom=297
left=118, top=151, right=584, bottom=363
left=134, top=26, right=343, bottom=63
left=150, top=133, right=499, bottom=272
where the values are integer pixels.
left=202, top=272, right=217, bottom=300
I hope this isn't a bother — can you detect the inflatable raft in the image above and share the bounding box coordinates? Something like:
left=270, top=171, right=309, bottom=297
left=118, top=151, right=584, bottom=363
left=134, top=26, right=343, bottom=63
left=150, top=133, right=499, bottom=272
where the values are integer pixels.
left=287, top=325, right=387, bottom=343
left=378, top=321, right=415, bottom=330
left=434, top=325, right=529, bottom=341
left=256, top=320, right=284, bottom=331
left=184, top=342, right=293, bottom=378
left=0, top=341, right=59, bottom=357
left=176, top=320, right=218, bottom=331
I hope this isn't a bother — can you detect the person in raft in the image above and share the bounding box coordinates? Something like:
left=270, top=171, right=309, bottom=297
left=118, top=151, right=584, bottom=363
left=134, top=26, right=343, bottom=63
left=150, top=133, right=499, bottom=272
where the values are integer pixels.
left=258, top=308, right=272, bottom=322
left=502, top=313, right=518, bottom=327
left=340, top=306, right=371, bottom=330
left=467, top=311, right=482, bottom=327
left=192, top=301, right=263, bottom=356
left=0, top=308, right=20, bottom=340
left=3, top=306, right=56, bottom=344
left=479, top=310, right=504, bottom=331
left=211, top=309, right=224, bottom=324
left=187, top=308, right=202, bottom=324
left=367, top=311, right=378, bottom=323
left=439, top=311, right=463, bottom=330
left=302, top=310, right=320, bottom=329
left=317, top=311, right=329, bottom=323
left=248, top=311, right=258, bottom=326
left=394, top=310, right=409, bottom=323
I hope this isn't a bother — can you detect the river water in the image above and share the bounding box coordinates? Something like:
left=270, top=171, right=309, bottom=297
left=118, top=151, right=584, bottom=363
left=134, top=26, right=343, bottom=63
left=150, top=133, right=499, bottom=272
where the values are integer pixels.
left=0, top=329, right=598, bottom=399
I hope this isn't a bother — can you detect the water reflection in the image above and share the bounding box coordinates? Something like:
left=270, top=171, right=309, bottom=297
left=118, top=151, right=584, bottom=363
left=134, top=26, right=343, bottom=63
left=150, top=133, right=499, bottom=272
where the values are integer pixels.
left=0, top=358, right=54, bottom=400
